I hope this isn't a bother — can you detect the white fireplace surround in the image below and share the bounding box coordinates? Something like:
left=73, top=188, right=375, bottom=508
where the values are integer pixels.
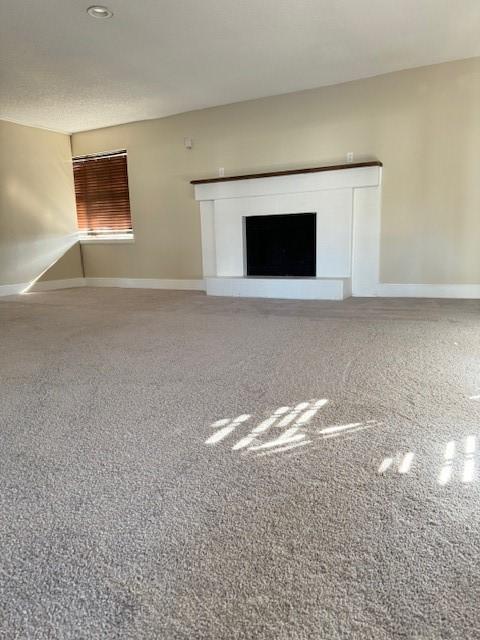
left=193, top=164, right=382, bottom=300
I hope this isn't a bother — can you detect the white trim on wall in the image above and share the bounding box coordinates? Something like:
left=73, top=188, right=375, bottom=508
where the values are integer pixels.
left=30, top=278, right=86, bottom=292
left=84, top=278, right=205, bottom=291
left=0, top=278, right=205, bottom=297
left=377, top=283, right=480, bottom=299
left=0, top=278, right=85, bottom=297
left=2, top=277, right=480, bottom=299
left=0, top=282, right=30, bottom=297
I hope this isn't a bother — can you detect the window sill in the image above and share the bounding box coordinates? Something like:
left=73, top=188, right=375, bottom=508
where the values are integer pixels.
left=79, top=234, right=135, bottom=245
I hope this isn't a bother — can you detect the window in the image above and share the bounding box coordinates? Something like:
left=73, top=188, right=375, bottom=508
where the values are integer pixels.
left=73, top=150, right=133, bottom=239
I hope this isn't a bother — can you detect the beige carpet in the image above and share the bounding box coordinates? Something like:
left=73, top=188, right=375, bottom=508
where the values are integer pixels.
left=1, top=287, right=480, bottom=639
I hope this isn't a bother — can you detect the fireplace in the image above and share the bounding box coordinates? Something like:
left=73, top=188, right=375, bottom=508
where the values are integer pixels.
left=245, top=212, right=316, bottom=277
left=192, top=162, right=382, bottom=299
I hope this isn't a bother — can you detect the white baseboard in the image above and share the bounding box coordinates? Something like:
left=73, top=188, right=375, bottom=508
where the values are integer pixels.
left=1, top=278, right=85, bottom=297
left=1, top=277, right=205, bottom=296
left=377, top=283, right=480, bottom=299
left=30, top=278, right=86, bottom=292
left=3, top=277, right=480, bottom=300
left=0, top=282, right=30, bottom=297
left=85, top=277, right=205, bottom=291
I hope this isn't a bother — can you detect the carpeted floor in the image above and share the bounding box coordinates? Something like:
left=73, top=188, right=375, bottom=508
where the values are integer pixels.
left=1, top=287, right=480, bottom=639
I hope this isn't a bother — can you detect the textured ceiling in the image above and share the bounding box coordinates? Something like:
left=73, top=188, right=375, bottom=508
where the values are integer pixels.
left=1, top=0, right=480, bottom=133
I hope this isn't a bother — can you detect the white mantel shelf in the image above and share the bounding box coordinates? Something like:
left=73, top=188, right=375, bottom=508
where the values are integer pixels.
left=192, top=162, right=383, bottom=300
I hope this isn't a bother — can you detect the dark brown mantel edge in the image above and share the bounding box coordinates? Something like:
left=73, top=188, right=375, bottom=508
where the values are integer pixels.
left=191, top=160, right=382, bottom=185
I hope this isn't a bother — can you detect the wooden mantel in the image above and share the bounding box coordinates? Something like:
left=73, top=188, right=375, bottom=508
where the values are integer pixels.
left=191, top=160, right=382, bottom=185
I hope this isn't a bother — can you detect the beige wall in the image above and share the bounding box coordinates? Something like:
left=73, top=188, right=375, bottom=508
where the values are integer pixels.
left=36, top=243, right=83, bottom=283
left=72, top=56, right=480, bottom=284
left=0, top=119, right=82, bottom=286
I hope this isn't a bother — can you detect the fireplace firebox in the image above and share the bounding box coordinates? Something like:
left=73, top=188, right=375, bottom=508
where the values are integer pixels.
left=245, top=212, right=316, bottom=277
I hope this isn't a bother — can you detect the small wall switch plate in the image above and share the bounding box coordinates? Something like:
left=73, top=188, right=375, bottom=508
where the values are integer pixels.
left=184, top=137, right=193, bottom=149
left=218, top=167, right=225, bottom=177
left=346, top=152, right=354, bottom=163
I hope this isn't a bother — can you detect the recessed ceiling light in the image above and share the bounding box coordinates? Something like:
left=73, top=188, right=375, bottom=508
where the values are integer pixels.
left=87, top=5, right=113, bottom=19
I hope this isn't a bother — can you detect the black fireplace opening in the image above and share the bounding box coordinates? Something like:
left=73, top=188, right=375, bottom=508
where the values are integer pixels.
left=245, top=212, right=316, bottom=277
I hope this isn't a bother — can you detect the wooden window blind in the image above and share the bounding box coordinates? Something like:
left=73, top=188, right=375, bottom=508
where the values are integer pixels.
left=73, top=150, right=132, bottom=235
